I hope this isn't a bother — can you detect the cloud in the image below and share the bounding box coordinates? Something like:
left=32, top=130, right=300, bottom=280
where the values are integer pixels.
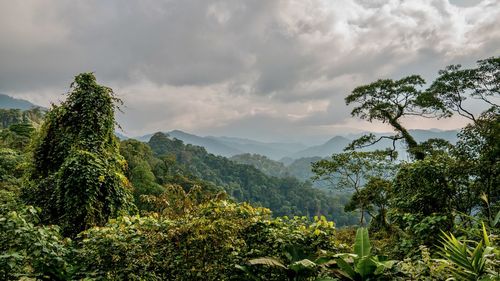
left=0, top=0, right=498, bottom=141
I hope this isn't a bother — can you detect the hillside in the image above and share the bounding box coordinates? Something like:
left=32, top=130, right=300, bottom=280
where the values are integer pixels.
left=146, top=132, right=358, bottom=225
left=0, top=93, right=39, bottom=110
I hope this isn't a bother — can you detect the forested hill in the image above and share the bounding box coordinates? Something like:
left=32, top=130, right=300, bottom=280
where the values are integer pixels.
left=146, top=132, right=358, bottom=225
left=0, top=93, right=40, bottom=110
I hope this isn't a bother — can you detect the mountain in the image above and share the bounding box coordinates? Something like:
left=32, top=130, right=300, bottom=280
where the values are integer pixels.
left=289, top=136, right=352, bottom=159
left=207, top=135, right=306, bottom=160
left=168, top=130, right=243, bottom=157
left=135, top=130, right=242, bottom=156
left=135, top=129, right=459, bottom=160
left=115, top=132, right=129, bottom=140
left=136, top=130, right=307, bottom=160
left=0, top=94, right=40, bottom=110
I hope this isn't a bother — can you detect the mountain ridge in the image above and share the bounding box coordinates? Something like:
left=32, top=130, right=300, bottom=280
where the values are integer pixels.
left=131, top=128, right=459, bottom=161
left=0, top=93, right=41, bottom=110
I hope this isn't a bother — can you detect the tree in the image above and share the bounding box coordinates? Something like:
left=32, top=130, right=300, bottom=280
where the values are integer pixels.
left=345, top=177, right=392, bottom=231
left=453, top=108, right=500, bottom=219
left=24, top=73, right=134, bottom=236
left=389, top=154, right=456, bottom=247
left=345, top=75, right=449, bottom=160
left=312, top=150, right=395, bottom=225
left=427, top=57, right=499, bottom=123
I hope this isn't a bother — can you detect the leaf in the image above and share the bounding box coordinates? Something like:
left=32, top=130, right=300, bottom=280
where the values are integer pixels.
left=289, top=259, right=317, bottom=273
left=335, top=258, right=356, bottom=280
left=493, top=210, right=500, bottom=227
left=248, top=257, right=286, bottom=269
left=354, top=227, right=371, bottom=258
left=355, top=257, right=378, bottom=279
left=481, top=222, right=490, bottom=247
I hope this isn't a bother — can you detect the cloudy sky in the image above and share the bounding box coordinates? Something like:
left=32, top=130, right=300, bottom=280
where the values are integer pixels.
left=0, top=0, right=498, bottom=143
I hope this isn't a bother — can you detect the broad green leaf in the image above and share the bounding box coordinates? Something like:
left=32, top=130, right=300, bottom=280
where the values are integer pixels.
left=354, top=227, right=371, bottom=258
left=355, top=257, right=377, bottom=279
left=335, top=258, right=356, bottom=280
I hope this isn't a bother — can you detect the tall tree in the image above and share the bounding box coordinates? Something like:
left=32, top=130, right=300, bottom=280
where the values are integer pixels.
left=345, top=75, right=449, bottom=160
left=24, top=73, right=134, bottom=236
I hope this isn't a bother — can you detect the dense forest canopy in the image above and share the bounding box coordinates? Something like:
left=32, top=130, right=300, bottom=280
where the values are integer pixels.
left=0, top=58, right=499, bottom=280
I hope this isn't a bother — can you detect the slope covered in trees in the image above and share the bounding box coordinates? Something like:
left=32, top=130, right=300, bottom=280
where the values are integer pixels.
left=136, top=132, right=359, bottom=225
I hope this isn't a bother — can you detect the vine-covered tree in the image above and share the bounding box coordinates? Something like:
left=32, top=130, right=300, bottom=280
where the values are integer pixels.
left=24, top=73, right=134, bottom=236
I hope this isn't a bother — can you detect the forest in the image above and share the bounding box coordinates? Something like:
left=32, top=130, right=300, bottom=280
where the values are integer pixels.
left=0, top=57, right=498, bottom=280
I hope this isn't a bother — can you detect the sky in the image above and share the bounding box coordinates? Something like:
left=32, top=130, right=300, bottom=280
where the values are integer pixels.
left=0, top=0, right=498, bottom=143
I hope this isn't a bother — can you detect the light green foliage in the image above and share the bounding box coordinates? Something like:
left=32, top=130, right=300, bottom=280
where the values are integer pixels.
left=119, top=139, right=165, bottom=207
left=239, top=252, right=336, bottom=281
left=72, top=201, right=338, bottom=280
left=394, top=246, right=449, bottom=280
left=0, top=148, right=25, bottom=193
left=438, top=224, right=499, bottom=280
left=25, top=73, right=134, bottom=236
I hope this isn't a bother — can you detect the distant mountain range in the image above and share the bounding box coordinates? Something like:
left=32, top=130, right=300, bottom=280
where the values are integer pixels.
left=0, top=93, right=41, bottom=110
left=134, top=128, right=459, bottom=161
left=136, top=130, right=307, bottom=160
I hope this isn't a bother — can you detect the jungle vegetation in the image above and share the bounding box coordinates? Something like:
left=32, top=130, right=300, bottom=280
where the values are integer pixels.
left=0, top=57, right=499, bottom=280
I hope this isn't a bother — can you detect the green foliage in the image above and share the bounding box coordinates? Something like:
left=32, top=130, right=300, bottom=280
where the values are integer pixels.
left=345, top=75, right=449, bottom=160
left=332, top=228, right=395, bottom=281
left=239, top=252, right=335, bottom=281
left=391, top=155, right=454, bottom=216
left=427, top=56, right=499, bottom=123
left=0, top=107, right=44, bottom=129
left=389, top=154, right=455, bottom=246
left=25, top=73, right=134, bottom=236
left=119, top=139, right=166, bottom=207
left=0, top=148, right=26, bottom=192
left=140, top=184, right=225, bottom=218
left=438, top=223, right=499, bottom=280
left=394, top=246, right=449, bottom=280
left=454, top=108, right=500, bottom=219
left=312, top=150, right=395, bottom=225
left=0, top=191, right=70, bottom=280
left=231, top=153, right=290, bottom=178
left=147, top=132, right=357, bottom=225
left=72, top=201, right=338, bottom=280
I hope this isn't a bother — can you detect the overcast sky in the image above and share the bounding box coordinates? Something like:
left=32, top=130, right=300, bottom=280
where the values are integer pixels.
left=0, top=0, right=498, bottom=143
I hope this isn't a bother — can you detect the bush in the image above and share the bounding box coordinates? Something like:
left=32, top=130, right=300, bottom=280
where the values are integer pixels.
left=73, top=201, right=338, bottom=280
